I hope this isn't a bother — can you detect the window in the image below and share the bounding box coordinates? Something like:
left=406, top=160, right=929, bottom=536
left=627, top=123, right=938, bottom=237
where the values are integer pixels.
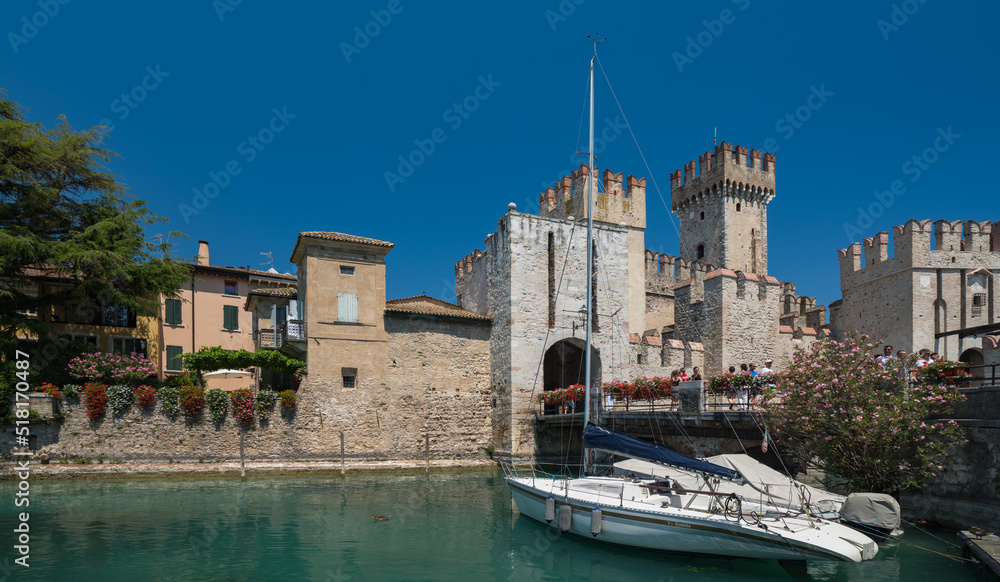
left=338, top=293, right=358, bottom=322
left=112, top=337, right=147, bottom=357
left=166, top=345, right=184, bottom=371
left=736, top=202, right=741, bottom=212
left=340, top=265, right=355, bottom=276
left=696, top=244, right=705, bottom=260
left=699, top=211, right=705, bottom=220
left=165, top=298, right=182, bottom=325
left=342, top=367, right=357, bottom=389
left=223, top=305, right=240, bottom=330
left=59, top=334, right=98, bottom=347
left=224, top=280, right=238, bottom=296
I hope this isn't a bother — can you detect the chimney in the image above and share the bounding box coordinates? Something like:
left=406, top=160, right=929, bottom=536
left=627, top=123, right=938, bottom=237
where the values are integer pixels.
left=198, top=240, right=209, bottom=266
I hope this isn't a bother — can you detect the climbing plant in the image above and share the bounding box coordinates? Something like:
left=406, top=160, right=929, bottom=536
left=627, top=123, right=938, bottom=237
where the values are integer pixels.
left=181, top=346, right=305, bottom=376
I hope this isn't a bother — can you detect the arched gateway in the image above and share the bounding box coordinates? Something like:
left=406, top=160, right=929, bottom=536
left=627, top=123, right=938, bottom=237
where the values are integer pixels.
left=542, top=338, right=601, bottom=414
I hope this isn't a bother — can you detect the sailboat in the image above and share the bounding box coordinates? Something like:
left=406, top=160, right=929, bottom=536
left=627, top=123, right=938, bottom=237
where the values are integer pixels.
left=501, top=41, right=879, bottom=564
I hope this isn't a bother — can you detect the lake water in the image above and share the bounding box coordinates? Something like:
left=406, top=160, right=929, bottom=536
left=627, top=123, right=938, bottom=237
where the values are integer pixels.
left=0, top=470, right=981, bottom=581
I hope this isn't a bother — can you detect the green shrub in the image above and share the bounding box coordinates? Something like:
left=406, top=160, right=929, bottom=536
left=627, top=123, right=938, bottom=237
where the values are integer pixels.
left=159, top=386, right=180, bottom=419
left=205, top=389, right=228, bottom=423
left=62, top=384, right=82, bottom=399
left=255, top=389, right=277, bottom=420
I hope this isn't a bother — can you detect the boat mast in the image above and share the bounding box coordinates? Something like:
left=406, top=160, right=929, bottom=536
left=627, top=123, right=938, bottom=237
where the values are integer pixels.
left=583, top=35, right=600, bottom=475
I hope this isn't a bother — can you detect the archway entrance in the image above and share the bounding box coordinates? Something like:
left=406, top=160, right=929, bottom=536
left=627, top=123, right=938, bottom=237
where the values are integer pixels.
left=960, top=348, right=984, bottom=381
left=542, top=339, right=601, bottom=415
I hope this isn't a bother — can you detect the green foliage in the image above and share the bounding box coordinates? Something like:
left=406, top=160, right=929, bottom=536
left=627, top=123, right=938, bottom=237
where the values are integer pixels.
left=760, top=334, right=966, bottom=493
left=164, top=372, right=197, bottom=388
left=181, top=346, right=304, bottom=375
left=0, top=339, right=94, bottom=423
left=255, top=389, right=277, bottom=421
left=485, top=444, right=495, bottom=458
left=0, top=94, right=191, bottom=354
left=205, top=389, right=228, bottom=423
left=62, top=384, right=81, bottom=399
left=915, top=360, right=974, bottom=386
left=158, top=386, right=180, bottom=420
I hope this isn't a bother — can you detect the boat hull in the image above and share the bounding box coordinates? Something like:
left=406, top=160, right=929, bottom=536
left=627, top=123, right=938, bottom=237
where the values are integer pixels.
left=507, top=477, right=877, bottom=562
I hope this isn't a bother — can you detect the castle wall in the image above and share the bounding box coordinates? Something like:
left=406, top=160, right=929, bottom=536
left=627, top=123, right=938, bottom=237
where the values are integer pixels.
left=455, top=250, right=488, bottom=316
left=836, top=219, right=1000, bottom=360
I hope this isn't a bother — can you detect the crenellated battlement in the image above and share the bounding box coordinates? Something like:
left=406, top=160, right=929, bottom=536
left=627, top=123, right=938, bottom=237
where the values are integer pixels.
left=539, top=165, right=646, bottom=229
left=643, top=250, right=716, bottom=294
left=839, top=219, right=1000, bottom=289
left=670, top=141, right=776, bottom=212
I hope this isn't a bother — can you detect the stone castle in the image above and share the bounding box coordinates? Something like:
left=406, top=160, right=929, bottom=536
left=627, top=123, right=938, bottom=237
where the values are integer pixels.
left=455, top=142, right=831, bottom=454
left=833, top=219, right=1000, bottom=364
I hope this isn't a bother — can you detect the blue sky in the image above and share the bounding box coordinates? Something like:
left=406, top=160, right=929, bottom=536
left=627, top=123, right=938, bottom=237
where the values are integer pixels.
left=3, top=0, right=996, bottom=310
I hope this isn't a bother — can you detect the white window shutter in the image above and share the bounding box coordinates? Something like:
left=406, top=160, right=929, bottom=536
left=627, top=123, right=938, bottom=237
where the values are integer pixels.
left=338, top=293, right=358, bottom=322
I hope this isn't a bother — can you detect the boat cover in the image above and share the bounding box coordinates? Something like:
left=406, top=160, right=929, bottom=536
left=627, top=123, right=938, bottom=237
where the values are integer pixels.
left=839, top=493, right=901, bottom=531
left=583, top=423, right=743, bottom=482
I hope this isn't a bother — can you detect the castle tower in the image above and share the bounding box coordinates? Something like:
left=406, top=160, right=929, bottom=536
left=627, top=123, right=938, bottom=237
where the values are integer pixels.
left=670, top=142, right=776, bottom=275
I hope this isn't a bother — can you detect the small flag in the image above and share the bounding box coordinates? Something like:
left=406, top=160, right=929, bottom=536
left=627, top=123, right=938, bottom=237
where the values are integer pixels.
left=713, top=126, right=717, bottom=146
left=761, top=428, right=769, bottom=453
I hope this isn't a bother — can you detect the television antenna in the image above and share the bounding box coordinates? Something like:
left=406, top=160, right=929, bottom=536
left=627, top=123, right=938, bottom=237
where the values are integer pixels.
left=259, top=251, right=274, bottom=270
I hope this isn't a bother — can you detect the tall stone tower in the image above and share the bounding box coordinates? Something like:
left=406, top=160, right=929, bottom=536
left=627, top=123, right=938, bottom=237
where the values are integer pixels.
left=670, top=142, right=776, bottom=276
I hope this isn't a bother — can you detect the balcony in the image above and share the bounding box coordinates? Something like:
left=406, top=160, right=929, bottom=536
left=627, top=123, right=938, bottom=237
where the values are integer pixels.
left=255, top=321, right=307, bottom=351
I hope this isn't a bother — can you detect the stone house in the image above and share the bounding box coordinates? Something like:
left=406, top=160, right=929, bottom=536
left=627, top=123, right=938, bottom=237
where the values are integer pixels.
left=832, top=219, right=1000, bottom=367
left=289, top=231, right=493, bottom=458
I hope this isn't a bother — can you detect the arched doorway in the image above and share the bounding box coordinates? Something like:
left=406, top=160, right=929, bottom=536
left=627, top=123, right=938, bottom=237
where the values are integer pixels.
left=960, top=348, right=984, bottom=381
left=542, top=338, right=601, bottom=415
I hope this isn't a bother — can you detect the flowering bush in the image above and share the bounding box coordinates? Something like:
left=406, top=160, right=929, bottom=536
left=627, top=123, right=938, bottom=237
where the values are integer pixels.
left=293, top=366, right=307, bottom=384
left=135, top=385, right=156, bottom=409
left=159, top=387, right=180, bottom=419
left=759, top=333, right=966, bottom=493
left=600, top=377, right=675, bottom=400
left=82, top=383, right=109, bottom=421
left=231, top=388, right=255, bottom=424
left=538, top=384, right=585, bottom=405
left=68, top=352, right=157, bottom=385
left=107, top=385, right=134, bottom=417
left=62, top=384, right=81, bottom=399
left=915, top=360, right=974, bottom=386
left=178, top=385, right=205, bottom=419
left=256, top=389, right=277, bottom=420
left=206, top=389, right=229, bottom=423
left=279, top=389, right=297, bottom=411
left=34, top=382, right=62, bottom=398
left=707, top=373, right=771, bottom=395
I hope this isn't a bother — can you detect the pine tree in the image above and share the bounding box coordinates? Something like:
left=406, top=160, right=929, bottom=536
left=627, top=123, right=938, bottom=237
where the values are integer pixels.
left=0, top=93, right=191, bottom=353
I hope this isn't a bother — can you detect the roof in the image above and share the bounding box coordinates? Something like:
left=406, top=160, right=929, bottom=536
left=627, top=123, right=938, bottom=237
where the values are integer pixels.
left=779, top=325, right=795, bottom=334
left=666, top=339, right=684, bottom=349
left=800, top=327, right=817, bottom=335
left=704, top=268, right=739, bottom=281
left=243, top=286, right=298, bottom=309
left=643, top=336, right=662, bottom=346
left=384, top=295, right=491, bottom=322
left=628, top=333, right=640, bottom=344
left=193, top=263, right=296, bottom=281
left=290, top=231, right=395, bottom=263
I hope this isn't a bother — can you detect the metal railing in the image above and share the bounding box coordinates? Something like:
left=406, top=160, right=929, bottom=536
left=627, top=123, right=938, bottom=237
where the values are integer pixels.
left=255, top=321, right=307, bottom=351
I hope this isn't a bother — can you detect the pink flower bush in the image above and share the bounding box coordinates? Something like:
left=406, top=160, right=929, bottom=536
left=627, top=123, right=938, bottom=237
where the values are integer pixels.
left=230, top=388, right=255, bottom=424
left=68, top=352, right=157, bottom=385
left=759, top=333, right=966, bottom=493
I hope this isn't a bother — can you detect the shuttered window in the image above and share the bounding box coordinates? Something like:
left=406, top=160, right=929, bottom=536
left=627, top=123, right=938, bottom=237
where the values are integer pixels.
left=338, top=293, right=358, bottom=322
left=223, top=305, right=240, bottom=330
left=165, top=298, right=182, bottom=325
left=166, top=345, right=184, bottom=371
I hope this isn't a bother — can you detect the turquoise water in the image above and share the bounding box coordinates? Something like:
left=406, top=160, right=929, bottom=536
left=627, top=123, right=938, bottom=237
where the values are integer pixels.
left=0, top=470, right=981, bottom=581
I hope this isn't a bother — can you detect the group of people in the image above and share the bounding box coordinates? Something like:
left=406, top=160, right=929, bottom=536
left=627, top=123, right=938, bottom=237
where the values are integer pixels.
left=875, top=345, right=943, bottom=381
left=723, top=360, right=774, bottom=411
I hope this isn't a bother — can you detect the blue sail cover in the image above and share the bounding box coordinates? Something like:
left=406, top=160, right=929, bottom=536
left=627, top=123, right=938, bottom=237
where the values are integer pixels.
left=583, top=423, right=743, bottom=482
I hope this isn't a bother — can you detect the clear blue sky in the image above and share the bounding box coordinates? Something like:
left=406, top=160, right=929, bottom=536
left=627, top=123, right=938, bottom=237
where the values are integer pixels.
left=4, top=1, right=996, bottom=309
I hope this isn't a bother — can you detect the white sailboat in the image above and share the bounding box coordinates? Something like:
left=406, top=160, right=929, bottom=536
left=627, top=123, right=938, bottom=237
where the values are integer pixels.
left=501, top=41, right=879, bottom=564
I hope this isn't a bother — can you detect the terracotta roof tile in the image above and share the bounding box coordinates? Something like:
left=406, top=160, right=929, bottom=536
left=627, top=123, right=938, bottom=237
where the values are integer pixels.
left=628, top=333, right=640, bottom=344
left=299, top=231, right=394, bottom=248
left=779, top=325, right=794, bottom=333
left=666, top=339, right=685, bottom=349
left=643, top=336, right=662, bottom=346
left=688, top=342, right=703, bottom=351
left=704, top=268, right=738, bottom=281
left=742, top=272, right=760, bottom=281
left=385, top=295, right=490, bottom=322
left=763, top=276, right=780, bottom=284
left=674, top=278, right=694, bottom=288
left=800, top=327, right=817, bottom=335
left=248, top=287, right=297, bottom=298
